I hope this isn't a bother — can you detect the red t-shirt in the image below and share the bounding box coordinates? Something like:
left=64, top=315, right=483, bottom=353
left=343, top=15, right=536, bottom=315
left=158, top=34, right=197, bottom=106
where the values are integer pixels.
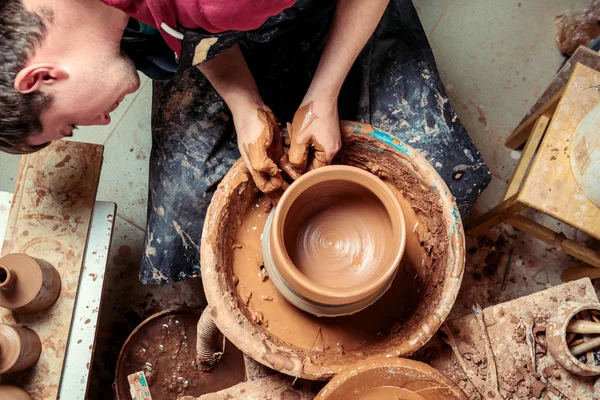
left=102, top=0, right=296, bottom=54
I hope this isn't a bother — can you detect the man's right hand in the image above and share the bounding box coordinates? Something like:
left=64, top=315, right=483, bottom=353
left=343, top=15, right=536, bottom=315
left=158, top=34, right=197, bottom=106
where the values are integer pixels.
left=233, top=104, right=284, bottom=193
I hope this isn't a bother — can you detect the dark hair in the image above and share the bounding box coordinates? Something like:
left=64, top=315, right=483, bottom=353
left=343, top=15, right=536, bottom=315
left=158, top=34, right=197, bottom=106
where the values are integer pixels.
left=0, top=0, right=53, bottom=154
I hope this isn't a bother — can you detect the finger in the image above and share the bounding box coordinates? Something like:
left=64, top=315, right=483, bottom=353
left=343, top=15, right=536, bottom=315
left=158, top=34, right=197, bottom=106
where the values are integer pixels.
left=278, top=153, right=302, bottom=181
left=253, top=155, right=280, bottom=178
left=288, top=138, right=309, bottom=173
left=308, top=147, right=328, bottom=171
left=252, top=170, right=284, bottom=194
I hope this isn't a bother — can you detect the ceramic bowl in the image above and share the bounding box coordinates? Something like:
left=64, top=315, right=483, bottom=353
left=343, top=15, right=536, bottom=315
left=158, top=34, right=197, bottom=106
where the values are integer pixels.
left=262, top=165, right=406, bottom=317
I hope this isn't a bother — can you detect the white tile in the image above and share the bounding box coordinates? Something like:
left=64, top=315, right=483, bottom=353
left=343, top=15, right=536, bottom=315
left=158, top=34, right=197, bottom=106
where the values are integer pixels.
left=412, top=0, right=452, bottom=35
left=424, top=0, right=590, bottom=181
left=96, top=80, right=153, bottom=230
left=0, top=154, right=21, bottom=193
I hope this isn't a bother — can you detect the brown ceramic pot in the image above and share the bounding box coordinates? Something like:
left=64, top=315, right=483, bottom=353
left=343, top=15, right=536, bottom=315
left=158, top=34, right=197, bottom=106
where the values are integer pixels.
left=316, top=357, right=467, bottom=400
left=0, top=385, right=31, bottom=400
left=547, top=302, right=600, bottom=376
left=262, top=165, right=406, bottom=317
left=0, top=324, right=42, bottom=374
left=0, top=253, right=61, bottom=313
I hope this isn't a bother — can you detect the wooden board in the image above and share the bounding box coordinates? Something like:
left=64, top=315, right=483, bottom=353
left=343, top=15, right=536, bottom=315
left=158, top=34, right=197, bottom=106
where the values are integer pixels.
left=418, top=279, right=599, bottom=399
left=517, top=47, right=600, bottom=128
left=518, top=64, right=600, bottom=239
left=0, top=141, right=103, bottom=399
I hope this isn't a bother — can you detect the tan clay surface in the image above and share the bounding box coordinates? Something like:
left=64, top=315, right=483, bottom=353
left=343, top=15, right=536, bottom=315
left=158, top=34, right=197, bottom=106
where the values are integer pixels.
left=284, top=180, right=394, bottom=290
left=0, top=385, right=31, bottom=400
left=356, top=387, right=426, bottom=400
left=0, top=141, right=103, bottom=398
left=0, top=324, right=42, bottom=374
left=201, top=125, right=465, bottom=379
left=0, top=254, right=61, bottom=312
left=115, top=309, right=245, bottom=399
left=181, top=374, right=317, bottom=400
left=316, top=357, right=467, bottom=400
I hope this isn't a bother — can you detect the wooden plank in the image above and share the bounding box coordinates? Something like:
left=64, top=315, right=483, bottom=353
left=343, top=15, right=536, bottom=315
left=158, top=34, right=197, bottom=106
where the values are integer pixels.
left=503, top=115, right=550, bottom=200
left=562, top=266, right=600, bottom=282
left=519, top=63, right=600, bottom=239
left=518, top=47, right=600, bottom=127
left=0, top=141, right=103, bottom=399
left=465, top=195, right=528, bottom=236
left=507, top=215, right=600, bottom=268
left=505, top=88, right=564, bottom=150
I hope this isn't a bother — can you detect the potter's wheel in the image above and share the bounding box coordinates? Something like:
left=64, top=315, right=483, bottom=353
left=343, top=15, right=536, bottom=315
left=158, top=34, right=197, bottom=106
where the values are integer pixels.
left=201, top=122, right=465, bottom=380
left=571, top=102, right=600, bottom=207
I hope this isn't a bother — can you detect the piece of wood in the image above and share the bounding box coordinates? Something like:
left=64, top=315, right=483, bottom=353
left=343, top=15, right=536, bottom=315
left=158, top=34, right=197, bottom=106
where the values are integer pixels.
left=568, top=320, right=600, bottom=334
left=507, top=215, right=600, bottom=268
left=0, top=141, right=103, bottom=399
left=518, top=47, right=600, bottom=127
left=570, top=336, right=600, bottom=356
left=519, top=64, right=600, bottom=240
left=503, top=115, right=550, bottom=200
left=465, top=195, right=528, bottom=236
left=505, top=87, right=564, bottom=150
left=562, top=266, right=600, bottom=282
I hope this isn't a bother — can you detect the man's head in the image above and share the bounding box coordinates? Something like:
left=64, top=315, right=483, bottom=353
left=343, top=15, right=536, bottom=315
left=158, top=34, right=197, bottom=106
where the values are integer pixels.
left=0, top=0, right=140, bottom=154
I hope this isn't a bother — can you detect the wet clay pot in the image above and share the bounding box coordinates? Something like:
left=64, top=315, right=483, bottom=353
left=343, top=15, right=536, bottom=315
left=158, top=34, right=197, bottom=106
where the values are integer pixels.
left=0, top=324, right=42, bottom=374
left=115, top=308, right=246, bottom=400
left=0, top=385, right=31, bottom=400
left=201, top=122, right=465, bottom=380
left=316, top=357, right=467, bottom=400
left=262, top=165, right=406, bottom=316
left=0, top=254, right=61, bottom=313
left=548, top=302, right=600, bottom=376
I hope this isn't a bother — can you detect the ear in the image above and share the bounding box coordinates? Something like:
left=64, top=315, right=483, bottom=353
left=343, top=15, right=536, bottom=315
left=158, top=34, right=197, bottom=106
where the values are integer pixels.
left=14, top=64, right=69, bottom=94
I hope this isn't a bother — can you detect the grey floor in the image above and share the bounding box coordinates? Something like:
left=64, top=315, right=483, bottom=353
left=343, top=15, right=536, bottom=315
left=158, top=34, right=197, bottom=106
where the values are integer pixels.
left=0, top=0, right=594, bottom=397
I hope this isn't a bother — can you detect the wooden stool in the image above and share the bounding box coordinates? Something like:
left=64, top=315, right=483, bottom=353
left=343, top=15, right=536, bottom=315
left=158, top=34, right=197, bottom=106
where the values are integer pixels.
left=466, top=63, right=600, bottom=280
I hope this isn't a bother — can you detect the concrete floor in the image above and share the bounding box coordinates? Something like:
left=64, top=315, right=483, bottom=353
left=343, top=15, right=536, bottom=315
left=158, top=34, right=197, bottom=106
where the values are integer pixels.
left=0, top=0, right=594, bottom=398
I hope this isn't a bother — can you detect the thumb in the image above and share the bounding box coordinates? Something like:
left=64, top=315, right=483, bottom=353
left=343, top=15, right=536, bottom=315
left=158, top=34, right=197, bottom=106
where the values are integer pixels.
left=288, top=137, right=309, bottom=173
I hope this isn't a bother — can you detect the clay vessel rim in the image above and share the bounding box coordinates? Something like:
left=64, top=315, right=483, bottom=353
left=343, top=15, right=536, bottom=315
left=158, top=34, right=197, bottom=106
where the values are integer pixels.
left=316, top=356, right=467, bottom=399
left=0, top=254, right=44, bottom=308
left=114, top=307, right=204, bottom=400
left=0, top=324, right=23, bottom=374
left=270, top=165, right=406, bottom=301
left=552, top=303, right=600, bottom=372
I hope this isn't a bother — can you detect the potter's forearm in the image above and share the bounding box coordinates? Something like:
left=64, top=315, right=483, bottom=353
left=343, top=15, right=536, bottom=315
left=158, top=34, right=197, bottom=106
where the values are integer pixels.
left=197, top=45, right=262, bottom=113
left=307, top=0, right=389, bottom=100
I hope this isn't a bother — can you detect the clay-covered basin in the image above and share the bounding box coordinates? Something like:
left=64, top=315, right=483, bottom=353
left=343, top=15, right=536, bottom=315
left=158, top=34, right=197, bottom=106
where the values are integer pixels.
left=263, top=165, right=406, bottom=317
left=201, top=122, right=465, bottom=380
left=316, top=357, right=467, bottom=399
left=115, top=308, right=246, bottom=399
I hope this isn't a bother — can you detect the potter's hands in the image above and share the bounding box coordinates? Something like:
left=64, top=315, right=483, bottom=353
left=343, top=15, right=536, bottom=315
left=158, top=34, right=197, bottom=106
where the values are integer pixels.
left=234, top=104, right=284, bottom=193
left=287, top=98, right=341, bottom=174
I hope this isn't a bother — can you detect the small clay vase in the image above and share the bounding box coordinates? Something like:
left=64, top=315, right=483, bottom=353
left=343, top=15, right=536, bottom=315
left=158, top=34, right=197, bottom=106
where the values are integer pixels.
left=0, top=253, right=61, bottom=313
left=262, top=165, right=406, bottom=316
left=547, top=303, right=600, bottom=377
left=0, top=385, right=32, bottom=400
left=0, top=324, right=42, bottom=374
